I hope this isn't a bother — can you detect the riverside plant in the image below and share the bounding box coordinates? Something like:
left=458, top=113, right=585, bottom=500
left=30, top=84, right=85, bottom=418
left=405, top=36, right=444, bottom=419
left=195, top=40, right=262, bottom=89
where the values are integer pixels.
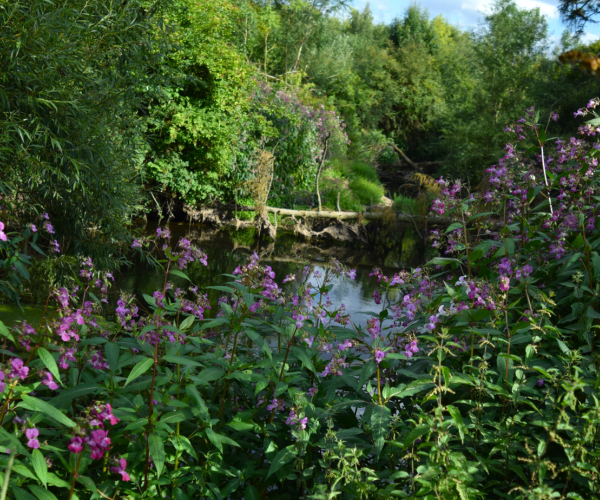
left=2, top=105, right=600, bottom=499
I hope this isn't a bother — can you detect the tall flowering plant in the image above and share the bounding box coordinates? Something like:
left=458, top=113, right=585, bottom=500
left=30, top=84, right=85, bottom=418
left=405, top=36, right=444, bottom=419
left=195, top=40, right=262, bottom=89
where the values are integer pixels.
left=2, top=101, right=600, bottom=498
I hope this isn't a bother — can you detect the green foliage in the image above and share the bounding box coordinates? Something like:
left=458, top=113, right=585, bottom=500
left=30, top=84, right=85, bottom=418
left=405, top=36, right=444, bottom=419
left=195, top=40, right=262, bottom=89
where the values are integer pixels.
left=145, top=0, right=255, bottom=203
left=0, top=0, right=164, bottom=267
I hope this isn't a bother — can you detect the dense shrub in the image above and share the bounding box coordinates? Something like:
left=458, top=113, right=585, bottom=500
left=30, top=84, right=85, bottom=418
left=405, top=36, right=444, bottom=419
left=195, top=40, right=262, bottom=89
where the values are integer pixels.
left=3, top=102, right=600, bottom=499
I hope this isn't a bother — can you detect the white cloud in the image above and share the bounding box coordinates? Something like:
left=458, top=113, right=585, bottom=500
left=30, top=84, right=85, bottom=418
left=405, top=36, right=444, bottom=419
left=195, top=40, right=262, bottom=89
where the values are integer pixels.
left=514, top=0, right=558, bottom=18
left=580, top=32, right=600, bottom=44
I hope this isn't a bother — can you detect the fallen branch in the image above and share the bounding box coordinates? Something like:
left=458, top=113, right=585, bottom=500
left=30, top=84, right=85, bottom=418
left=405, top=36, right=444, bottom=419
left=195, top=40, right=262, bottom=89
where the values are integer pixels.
left=225, top=204, right=453, bottom=225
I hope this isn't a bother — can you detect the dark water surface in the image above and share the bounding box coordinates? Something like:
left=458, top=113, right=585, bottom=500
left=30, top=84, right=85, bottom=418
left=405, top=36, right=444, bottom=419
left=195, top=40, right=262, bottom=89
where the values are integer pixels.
left=113, top=223, right=425, bottom=325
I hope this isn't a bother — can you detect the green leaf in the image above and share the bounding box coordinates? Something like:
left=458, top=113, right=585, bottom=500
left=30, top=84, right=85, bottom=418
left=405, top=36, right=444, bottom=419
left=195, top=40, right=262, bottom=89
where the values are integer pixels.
left=186, top=385, right=208, bottom=415
left=160, top=409, right=193, bottom=425
left=124, top=358, right=154, bottom=386
left=104, top=342, right=120, bottom=373
left=37, top=348, right=62, bottom=387
left=426, top=257, right=463, bottom=267
left=170, top=269, right=191, bottom=282
left=445, top=222, right=463, bottom=233
left=274, top=381, right=288, bottom=397
left=246, top=329, right=272, bottom=359
left=446, top=405, right=467, bottom=443
left=371, top=405, right=391, bottom=456
left=292, top=346, right=316, bottom=374
left=179, top=314, right=195, bottom=331
left=403, top=424, right=429, bottom=448
left=31, top=449, right=47, bottom=487
left=206, top=428, right=240, bottom=452
left=12, top=487, right=37, bottom=500
left=148, top=433, right=165, bottom=478
left=244, top=485, right=260, bottom=500
left=28, top=485, right=58, bottom=500
left=266, top=446, right=296, bottom=478
left=76, top=475, right=97, bottom=494
left=497, top=356, right=515, bottom=384
left=359, top=359, right=376, bottom=389
left=194, top=366, right=225, bottom=384
left=468, top=212, right=497, bottom=221
left=49, top=383, right=101, bottom=408
left=20, top=395, right=76, bottom=428
left=0, top=319, right=15, bottom=342
left=162, top=355, right=203, bottom=367
left=456, top=483, right=469, bottom=500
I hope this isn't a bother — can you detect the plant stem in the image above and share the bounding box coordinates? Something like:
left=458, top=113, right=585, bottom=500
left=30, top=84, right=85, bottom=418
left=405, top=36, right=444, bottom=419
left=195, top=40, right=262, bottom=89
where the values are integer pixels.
left=68, top=452, right=83, bottom=500
left=540, top=146, right=553, bottom=214
left=376, top=363, right=383, bottom=405
left=144, top=328, right=160, bottom=491
left=0, top=449, right=16, bottom=500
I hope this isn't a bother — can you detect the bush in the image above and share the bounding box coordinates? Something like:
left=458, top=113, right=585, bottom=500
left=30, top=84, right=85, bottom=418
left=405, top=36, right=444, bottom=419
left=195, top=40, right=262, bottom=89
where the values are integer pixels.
left=348, top=177, right=384, bottom=205
left=5, top=102, right=600, bottom=500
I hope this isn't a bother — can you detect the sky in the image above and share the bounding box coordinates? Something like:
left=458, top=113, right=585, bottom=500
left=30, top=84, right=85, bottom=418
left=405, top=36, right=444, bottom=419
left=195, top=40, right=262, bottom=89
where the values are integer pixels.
left=351, top=0, right=600, bottom=45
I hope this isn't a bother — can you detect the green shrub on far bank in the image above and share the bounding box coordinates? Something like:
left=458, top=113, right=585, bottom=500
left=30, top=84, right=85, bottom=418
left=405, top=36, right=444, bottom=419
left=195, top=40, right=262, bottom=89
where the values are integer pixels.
left=318, top=158, right=385, bottom=211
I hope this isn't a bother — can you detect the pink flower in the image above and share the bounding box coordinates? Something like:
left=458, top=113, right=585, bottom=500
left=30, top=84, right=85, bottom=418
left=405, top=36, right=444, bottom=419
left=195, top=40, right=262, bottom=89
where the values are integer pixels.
left=26, top=428, right=40, bottom=449
left=9, top=358, right=29, bottom=380
left=110, top=458, right=130, bottom=481
left=41, top=371, right=59, bottom=390
left=68, top=437, right=84, bottom=454
left=0, top=371, right=4, bottom=392
left=0, top=221, right=6, bottom=241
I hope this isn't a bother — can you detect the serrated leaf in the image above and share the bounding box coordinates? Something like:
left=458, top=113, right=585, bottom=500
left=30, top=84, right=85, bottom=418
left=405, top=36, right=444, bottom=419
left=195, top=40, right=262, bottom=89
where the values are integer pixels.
left=246, top=329, right=272, bottom=359
left=266, top=446, right=296, bottom=478
left=76, top=475, right=97, bottom=493
left=446, top=405, right=467, bottom=443
left=179, top=314, right=195, bottom=331
left=28, top=485, right=58, bottom=500
left=403, top=424, right=429, bottom=448
left=148, top=433, right=165, bottom=478
left=31, top=449, right=47, bottom=486
left=194, top=366, right=225, bottom=384
left=124, top=358, right=154, bottom=386
left=104, top=342, right=120, bottom=373
left=37, top=348, right=62, bottom=387
left=170, top=269, right=191, bottom=282
left=162, top=355, right=203, bottom=367
left=292, top=346, right=316, bottom=374
left=244, top=485, right=260, bottom=500
left=160, top=409, right=193, bottom=425
left=371, top=405, right=391, bottom=456
left=49, top=383, right=101, bottom=408
left=20, top=395, right=76, bottom=428
left=206, top=428, right=240, bottom=452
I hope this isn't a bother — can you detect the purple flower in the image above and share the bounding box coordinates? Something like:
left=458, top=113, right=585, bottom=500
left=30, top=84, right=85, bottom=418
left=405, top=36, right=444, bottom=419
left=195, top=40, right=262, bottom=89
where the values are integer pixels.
left=110, top=458, right=130, bottom=481
left=30, top=224, right=37, bottom=232
left=0, top=371, right=4, bottom=392
left=374, top=349, right=386, bottom=364
left=9, top=358, right=29, bottom=380
left=537, top=379, right=544, bottom=387
left=69, top=437, right=84, bottom=454
left=41, top=371, right=59, bottom=390
left=26, top=428, right=40, bottom=449
left=367, top=318, right=380, bottom=338
left=0, top=221, right=6, bottom=242
left=132, top=239, right=142, bottom=248
left=346, top=269, right=356, bottom=280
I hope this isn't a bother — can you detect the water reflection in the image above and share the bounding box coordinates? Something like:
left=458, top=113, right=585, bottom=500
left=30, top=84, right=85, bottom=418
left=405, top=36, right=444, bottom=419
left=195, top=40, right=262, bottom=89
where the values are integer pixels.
left=114, top=223, right=426, bottom=325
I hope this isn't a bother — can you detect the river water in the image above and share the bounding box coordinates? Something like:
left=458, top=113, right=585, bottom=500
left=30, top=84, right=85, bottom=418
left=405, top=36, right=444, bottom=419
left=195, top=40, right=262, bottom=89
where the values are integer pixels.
left=113, top=222, right=426, bottom=325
